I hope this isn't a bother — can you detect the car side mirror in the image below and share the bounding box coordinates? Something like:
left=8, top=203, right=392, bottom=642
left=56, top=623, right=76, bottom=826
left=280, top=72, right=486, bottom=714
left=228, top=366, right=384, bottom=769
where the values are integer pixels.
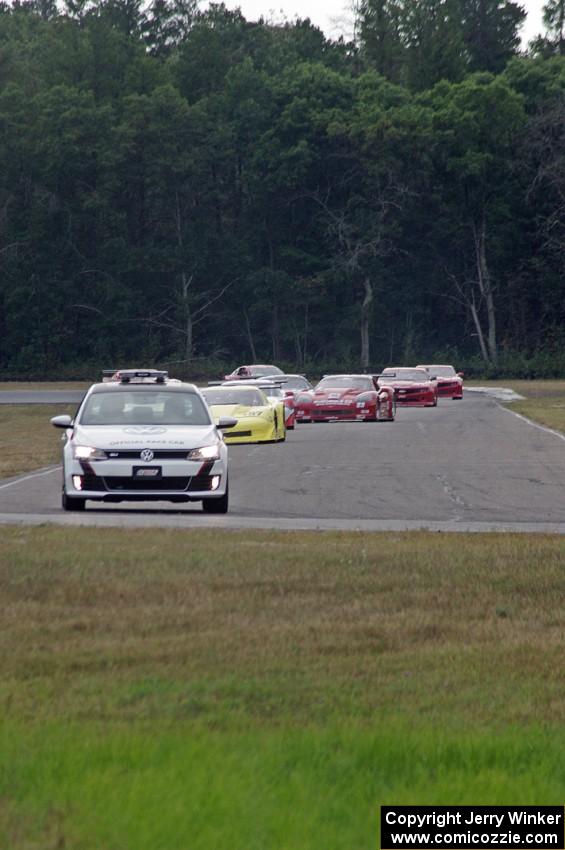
left=51, top=414, right=73, bottom=429
left=430, top=375, right=438, bottom=381
left=457, top=371, right=464, bottom=378
left=218, top=417, right=238, bottom=429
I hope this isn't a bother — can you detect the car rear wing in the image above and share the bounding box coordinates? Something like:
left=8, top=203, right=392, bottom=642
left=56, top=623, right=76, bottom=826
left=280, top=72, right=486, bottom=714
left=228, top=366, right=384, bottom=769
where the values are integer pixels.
left=222, top=380, right=286, bottom=391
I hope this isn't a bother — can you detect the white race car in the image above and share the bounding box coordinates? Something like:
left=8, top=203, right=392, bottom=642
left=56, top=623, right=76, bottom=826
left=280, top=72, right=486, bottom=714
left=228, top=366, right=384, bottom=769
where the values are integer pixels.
left=51, top=369, right=236, bottom=513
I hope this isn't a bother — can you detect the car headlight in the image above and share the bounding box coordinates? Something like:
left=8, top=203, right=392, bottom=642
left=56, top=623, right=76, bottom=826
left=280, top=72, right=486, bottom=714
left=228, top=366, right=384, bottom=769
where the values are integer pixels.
left=73, top=445, right=107, bottom=460
left=187, top=444, right=221, bottom=460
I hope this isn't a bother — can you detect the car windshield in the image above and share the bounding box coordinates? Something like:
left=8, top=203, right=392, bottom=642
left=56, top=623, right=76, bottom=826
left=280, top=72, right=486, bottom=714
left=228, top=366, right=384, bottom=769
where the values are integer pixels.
left=283, top=376, right=311, bottom=390
left=80, top=391, right=211, bottom=426
left=421, top=365, right=456, bottom=377
left=251, top=365, right=283, bottom=376
left=261, top=387, right=283, bottom=398
left=380, top=369, right=429, bottom=382
left=202, top=388, right=266, bottom=407
left=316, top=376, right=373, bottom=390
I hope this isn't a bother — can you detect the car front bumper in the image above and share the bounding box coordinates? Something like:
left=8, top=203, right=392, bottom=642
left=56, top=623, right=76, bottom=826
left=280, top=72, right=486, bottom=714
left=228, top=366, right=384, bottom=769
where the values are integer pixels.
left=222, top=417, right=276, bottom=443
left=63, top=455, right=228, bottom=501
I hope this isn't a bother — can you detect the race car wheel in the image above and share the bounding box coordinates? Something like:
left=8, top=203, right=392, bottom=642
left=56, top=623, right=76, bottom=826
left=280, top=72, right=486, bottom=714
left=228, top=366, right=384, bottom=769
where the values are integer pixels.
left=62, top=491, right=86, bottom=511
left=275, top=413, right=286, bottom=442
left=202, top=482, right=229, bottom=514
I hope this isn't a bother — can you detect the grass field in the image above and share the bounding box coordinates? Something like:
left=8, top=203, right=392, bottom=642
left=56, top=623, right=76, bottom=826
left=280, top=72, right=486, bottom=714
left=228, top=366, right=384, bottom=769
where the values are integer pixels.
left=0, top=404, right=76, bottom=478
left=0, top=527, right=564, bottom=848
left=1, top=383, right=564, bottom=848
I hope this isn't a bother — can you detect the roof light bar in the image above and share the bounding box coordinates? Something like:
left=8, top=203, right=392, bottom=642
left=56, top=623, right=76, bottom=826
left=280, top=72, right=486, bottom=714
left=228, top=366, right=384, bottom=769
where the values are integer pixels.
left=102, top=369, right=169, bottom=384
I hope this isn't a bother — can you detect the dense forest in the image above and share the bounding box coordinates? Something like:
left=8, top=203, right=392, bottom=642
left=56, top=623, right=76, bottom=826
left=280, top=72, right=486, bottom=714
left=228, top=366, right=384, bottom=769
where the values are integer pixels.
left=0, top=0, right=564, bottom=377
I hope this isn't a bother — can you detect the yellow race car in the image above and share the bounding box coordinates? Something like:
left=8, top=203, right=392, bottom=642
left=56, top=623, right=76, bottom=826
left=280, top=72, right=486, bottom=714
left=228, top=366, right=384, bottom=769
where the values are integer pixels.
left=201, top=385, right=286, bottom=444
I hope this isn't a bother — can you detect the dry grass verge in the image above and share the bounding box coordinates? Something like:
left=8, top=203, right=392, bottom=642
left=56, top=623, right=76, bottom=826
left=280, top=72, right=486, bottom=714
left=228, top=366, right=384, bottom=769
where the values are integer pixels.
left=0, top=404, right=75, bottom=479
left=1, top=526, right=563, bottom=728
left=467, top=380, right=565, bottom=432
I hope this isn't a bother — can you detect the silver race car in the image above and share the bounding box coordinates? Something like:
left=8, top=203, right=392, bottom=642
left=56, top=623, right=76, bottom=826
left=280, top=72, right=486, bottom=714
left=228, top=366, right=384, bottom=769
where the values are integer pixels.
left=51, top=369, right=235, bottom=513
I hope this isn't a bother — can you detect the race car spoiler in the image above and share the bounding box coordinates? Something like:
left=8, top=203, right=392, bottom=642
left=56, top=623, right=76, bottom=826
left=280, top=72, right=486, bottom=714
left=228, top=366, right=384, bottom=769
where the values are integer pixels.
left=209, top=379, right=287, bottom=389
left=222, top=379, right=287, bottom=389
left=102, top=369, right=169, bottom=384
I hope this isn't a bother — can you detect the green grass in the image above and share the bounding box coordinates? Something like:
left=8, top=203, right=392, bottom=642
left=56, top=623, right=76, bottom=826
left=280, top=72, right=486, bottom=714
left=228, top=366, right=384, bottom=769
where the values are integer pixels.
left=0, top=527, right=564, bottom=848
left=2, top=722, right=564, bottom=850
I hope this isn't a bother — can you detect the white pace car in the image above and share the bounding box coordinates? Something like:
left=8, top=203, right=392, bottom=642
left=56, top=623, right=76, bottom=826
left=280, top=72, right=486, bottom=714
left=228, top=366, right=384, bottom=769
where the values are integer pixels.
left=51, top=369, right=236, bottom=513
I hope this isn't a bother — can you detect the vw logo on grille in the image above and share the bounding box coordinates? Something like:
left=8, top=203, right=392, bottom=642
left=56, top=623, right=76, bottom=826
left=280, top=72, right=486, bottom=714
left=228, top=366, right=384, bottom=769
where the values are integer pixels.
left=140, top=449, right=155, bottom=462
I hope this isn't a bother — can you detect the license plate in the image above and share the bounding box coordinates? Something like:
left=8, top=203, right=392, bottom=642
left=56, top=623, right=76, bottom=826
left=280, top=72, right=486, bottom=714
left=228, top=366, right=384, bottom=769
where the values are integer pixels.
left=133, top=466, right=162, bottom=478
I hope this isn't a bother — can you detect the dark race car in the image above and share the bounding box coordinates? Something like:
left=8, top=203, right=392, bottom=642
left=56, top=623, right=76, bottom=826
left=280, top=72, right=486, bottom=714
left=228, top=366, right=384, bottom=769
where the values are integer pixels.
left=417, top=364, right=464, bottom=399
left=270, top=375, right=314, bottom=428
left=223, top=364, right=283, bottom=381
left=377, top=367, right=438, bottom=407
left=295, top=374, right=395, bottom=423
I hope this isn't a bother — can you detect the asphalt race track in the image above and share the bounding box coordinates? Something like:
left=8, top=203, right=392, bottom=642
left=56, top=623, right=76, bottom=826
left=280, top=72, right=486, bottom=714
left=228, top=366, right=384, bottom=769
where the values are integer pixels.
left=1, top=390, right=565, bottom=532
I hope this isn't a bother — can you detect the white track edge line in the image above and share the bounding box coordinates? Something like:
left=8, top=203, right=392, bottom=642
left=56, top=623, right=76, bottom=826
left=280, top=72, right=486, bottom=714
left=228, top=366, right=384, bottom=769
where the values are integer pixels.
left=0, top=466, right=61, bottom=490
left=497, top=403, right=565, bottom=443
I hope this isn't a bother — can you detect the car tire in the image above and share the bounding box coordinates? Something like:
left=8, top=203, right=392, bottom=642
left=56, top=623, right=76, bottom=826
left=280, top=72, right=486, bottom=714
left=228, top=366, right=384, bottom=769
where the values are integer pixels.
left=202, top=482, right=229, bottom=514
left=62, top=491, right=86, bottom=511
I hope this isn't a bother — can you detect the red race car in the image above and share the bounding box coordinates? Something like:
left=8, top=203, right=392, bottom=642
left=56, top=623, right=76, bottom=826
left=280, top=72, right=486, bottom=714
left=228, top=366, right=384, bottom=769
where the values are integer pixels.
left=224, top=364, right=283, bottom=381
left=295, top=374, right=395, bottom=423
left=417, top=364, right=464, bottom=399
left=377, top=367, right=438, bottom=406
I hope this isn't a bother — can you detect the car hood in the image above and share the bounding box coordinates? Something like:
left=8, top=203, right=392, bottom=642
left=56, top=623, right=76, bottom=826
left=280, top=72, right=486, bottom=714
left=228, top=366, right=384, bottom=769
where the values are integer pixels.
left=73, top=423, right=218, bottom=449
left=208, top=404, right=268, bottom=418
left=379, top=379, right=428, bottom=388
left=314, top=388, right=367, bottom=400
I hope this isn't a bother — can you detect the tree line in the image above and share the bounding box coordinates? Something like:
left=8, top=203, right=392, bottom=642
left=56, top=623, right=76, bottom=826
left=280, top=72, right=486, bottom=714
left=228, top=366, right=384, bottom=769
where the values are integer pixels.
left=0, top=0, right=564, bottom=377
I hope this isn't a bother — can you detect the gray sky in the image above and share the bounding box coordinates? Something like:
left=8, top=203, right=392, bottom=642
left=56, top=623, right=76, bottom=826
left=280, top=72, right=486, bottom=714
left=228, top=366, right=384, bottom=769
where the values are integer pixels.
left=217, top=0, right=546, bottom=45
